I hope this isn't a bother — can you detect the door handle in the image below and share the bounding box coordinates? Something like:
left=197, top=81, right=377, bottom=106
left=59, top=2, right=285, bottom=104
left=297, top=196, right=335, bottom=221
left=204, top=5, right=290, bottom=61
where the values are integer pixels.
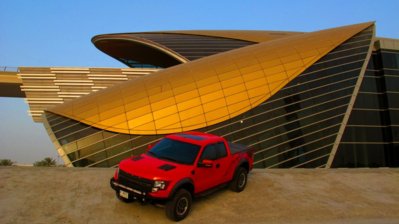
left=216, top=163, right=220, bottom=168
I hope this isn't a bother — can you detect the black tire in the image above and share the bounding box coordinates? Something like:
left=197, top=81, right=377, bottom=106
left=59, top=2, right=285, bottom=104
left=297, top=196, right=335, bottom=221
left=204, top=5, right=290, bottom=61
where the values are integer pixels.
left=230, top=167, right=248, bottom=192
left=165, top=189, right=192, bottom=221
left=116, top=190, right=134, bottom=203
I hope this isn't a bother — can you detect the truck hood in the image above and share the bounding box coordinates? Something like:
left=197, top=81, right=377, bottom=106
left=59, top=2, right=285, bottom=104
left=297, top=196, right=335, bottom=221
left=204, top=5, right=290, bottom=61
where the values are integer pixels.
left=118, top=154, right=191, bottom=181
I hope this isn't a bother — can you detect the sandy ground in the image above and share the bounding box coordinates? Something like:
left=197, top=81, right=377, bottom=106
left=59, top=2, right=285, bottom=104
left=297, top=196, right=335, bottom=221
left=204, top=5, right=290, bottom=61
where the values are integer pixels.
left=0, top=167, right=398, bottom=224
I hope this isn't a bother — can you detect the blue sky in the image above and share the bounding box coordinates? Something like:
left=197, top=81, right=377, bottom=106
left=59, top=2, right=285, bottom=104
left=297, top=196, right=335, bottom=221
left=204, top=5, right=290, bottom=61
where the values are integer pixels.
left=1, top=0, right=398, bottom=164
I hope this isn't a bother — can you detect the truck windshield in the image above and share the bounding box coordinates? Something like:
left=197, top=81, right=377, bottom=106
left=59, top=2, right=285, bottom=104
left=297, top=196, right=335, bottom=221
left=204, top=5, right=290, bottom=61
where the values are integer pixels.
left=147, top=138, right=200, bottom=165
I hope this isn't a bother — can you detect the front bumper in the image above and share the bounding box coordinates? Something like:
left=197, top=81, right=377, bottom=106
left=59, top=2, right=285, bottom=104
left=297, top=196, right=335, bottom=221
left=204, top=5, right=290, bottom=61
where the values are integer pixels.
left=110, top=177, right=151, bottom=202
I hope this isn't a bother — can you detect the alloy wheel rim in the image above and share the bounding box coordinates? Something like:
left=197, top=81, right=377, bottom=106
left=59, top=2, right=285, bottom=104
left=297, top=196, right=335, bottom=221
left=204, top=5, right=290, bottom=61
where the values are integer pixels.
left=238, top=172, right=246, bottom=188
left=176, top=197, right=189, bottom=216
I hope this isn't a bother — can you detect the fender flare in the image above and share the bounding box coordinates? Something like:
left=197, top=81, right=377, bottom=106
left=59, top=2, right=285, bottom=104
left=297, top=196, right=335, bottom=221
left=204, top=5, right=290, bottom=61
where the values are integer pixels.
left=233, top=159, right=250, bottom=178
left=169, top=178, right=194, bottom=199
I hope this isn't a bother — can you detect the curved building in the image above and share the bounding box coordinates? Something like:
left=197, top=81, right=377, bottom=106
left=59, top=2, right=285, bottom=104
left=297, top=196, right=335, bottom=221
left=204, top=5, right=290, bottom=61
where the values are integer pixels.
left=15, top=22, right=399, bottom=168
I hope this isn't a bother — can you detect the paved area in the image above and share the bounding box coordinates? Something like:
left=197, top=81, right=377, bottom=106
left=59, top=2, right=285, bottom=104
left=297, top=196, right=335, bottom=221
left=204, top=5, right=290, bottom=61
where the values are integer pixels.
left=0, top=167, right=398, bottom=224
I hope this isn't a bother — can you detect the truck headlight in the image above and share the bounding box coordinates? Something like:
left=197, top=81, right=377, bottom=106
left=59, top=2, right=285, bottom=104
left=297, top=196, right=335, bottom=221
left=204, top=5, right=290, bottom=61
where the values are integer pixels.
left=152, top=180, right=167, bottom=192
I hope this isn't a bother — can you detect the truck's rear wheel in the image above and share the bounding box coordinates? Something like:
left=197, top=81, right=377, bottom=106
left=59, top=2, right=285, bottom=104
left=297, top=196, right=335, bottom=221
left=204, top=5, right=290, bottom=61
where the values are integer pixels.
left=165, top=188, right=192, bottom=221
left=230, top=167, right=248, bottom=192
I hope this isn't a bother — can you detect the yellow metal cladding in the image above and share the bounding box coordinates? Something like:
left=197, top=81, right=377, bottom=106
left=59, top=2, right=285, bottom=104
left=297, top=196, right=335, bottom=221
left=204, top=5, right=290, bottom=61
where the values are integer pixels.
left=0, top=71, right=21, bottom=84
left=19, top=67, right=158, bottom=122
left=48, top=22, right=374, bottom=135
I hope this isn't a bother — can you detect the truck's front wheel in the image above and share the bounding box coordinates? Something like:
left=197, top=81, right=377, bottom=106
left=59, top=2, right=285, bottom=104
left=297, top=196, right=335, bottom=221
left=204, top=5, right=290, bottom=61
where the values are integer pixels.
left=165, top=188, right=192, bottom=221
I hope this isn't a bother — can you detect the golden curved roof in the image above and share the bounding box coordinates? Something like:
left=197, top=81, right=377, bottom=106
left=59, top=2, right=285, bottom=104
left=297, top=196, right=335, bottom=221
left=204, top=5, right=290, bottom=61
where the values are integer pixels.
left=49, top=22, right=374, bottom=135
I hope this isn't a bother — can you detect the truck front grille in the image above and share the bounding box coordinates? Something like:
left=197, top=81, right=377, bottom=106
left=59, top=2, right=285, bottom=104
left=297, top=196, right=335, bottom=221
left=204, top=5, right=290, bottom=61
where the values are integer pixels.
left=118, top=169, right=154, bottom=193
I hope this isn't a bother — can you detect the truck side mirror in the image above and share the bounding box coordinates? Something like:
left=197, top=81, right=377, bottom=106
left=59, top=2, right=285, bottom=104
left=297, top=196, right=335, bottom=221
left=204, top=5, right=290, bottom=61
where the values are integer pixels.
left=198, top=159, right=213, bottom=168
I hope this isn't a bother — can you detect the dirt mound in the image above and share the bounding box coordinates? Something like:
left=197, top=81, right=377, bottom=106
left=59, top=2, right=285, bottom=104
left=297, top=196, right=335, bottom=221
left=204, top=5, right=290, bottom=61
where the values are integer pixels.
left=0, top=167, right=398, bottom=223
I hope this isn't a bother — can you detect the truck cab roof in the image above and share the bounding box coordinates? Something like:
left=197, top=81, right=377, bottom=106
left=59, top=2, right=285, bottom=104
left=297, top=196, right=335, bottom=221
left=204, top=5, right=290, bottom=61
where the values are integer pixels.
left=167, top=132, right=224, bottom=146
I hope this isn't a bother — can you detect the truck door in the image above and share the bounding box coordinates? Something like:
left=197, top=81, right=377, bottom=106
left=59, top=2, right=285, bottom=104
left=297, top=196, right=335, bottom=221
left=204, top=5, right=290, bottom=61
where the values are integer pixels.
left=194, top=142, right=230, bottom=192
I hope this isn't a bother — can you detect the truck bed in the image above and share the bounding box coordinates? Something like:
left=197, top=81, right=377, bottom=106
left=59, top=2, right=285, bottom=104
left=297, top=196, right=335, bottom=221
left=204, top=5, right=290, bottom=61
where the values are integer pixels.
left=228, top=142, right=249, bottom=155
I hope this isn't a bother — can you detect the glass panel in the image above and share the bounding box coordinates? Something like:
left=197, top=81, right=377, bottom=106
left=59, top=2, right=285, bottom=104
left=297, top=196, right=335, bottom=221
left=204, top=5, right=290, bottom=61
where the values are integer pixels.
left=106, top=151, right=134, bottom=167
left=58, top=127, right=99, bottom=146
left=353, top=93, right=382, bottom=109
left=389, top=111, right=399, bottom=125
left=391, top=127, right=399, bottom=142
left=77, top=132, right=106, bottom=149
left=106, top=140, right=135, bottom=158
left=333, top=144, right=387, bottom=167
left=347, top=110, right=382, bottom=125
left=85, top=151, right=108, bottom=166
left=360, top=77, right=380, bottom=92
left=77, top=141, right=106, bottom=158
left=381, top=52, right=399, bottom=69
left=342, top=126, right=385, bottom=142
left=384, top=76, right=399, bottom=91
left=387, top=93, right=399, bottom=108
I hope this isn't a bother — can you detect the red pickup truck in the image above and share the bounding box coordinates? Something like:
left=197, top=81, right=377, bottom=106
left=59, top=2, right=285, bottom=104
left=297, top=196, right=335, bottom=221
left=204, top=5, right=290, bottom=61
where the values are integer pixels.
left=110, top=132, right=253, bottom=221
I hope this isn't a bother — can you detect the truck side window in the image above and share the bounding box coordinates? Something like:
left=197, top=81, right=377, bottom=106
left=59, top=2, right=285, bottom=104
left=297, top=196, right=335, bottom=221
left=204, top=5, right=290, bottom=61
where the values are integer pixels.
left=200, top=142, right=227, bottom=161
left=215, top=142, right=227, bottom=158
left=200, top=145, right=217, bottom=160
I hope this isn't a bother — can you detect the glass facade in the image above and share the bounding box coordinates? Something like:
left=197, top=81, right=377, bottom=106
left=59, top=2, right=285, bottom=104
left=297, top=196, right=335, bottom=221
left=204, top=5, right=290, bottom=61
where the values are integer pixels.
left=202, top=27, right=374, bottom=168
left=41, top=25, right=399, bottom=169
left=131, top=33, right=255, bottom=61
left=34, top=23, right=398, bottom=168
left=94, top=33, right=255, bottom=69
left=333, top=48, right=399, bottom=167
left=43, top=112, right=160, bottom=167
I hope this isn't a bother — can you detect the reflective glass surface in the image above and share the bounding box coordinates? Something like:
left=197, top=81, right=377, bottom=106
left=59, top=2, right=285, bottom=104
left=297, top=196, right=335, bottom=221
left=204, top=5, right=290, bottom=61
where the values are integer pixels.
left=334, top=48, right=399, bottom=167
left=133, top=33, right=254, bottom=61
